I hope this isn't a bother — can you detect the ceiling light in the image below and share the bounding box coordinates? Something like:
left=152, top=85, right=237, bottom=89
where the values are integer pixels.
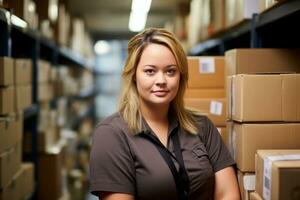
left=129, top=12, right=147, bottom=32
left=131, top=0, right=152, bottom=13
left=129, top=0, right=152, bottom=32
left=94, top=40, right=111, bottom=55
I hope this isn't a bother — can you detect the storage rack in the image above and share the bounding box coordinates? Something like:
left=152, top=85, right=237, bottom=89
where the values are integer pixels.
left=189, top=0, right=300, bottom=56
left=0, top=8, right=96, bottom=199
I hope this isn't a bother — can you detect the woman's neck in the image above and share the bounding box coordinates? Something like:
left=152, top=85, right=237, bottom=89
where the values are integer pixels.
left=140, top=101, right=169, bottom=124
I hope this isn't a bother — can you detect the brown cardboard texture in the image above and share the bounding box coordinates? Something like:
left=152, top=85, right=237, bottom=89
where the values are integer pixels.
left=0, top=142, right=22, bottom=189
left=0, top=57, right=14, bottom=86
left=226, top=76, right=233, bottom=119
left=38, top=60, right=51, bottom=83
left=225, top=49, right=300, bottom=76
left=0, top=166, right=23, bottom=200
left=255, top=150, right=300, bottom=200
left=0, top=115, right=23, bottom=154
left=20, top=163, right=34, bottom=199
left=187, top=57, right=225, bottom=88
left=184, top=98, right=226, bottom=126
left=184, top=88, right=225, bottom=98
left=238, top=170, right=255, bottom=200
left=230, top=74, right=300, bottom=122
left=0, top=86, right=14, bottom=115
left=15, top=85, right=32, bottom=111
left=230, top=123, right=300, bottom=172
left=249, top=192, right=263, bottom=200
left=38, top=151, right=63, bottom=200
left=14, top=59, right=32, bottom=85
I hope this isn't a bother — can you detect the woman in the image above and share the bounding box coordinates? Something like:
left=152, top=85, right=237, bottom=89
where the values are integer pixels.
left=89, top=28, right=240, bottom=200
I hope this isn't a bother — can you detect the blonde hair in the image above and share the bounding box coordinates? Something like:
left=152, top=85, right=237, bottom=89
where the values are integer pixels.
left=118, top=28, right=198, bottom=134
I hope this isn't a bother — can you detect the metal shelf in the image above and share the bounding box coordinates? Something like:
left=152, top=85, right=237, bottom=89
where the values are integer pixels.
left=257, top=0, right=300, bottom=28
left=24, top=104, right=39, bottom=119
left=58, top=47, right=95, bottom=70
left=189, top=0, right=300, bottom=55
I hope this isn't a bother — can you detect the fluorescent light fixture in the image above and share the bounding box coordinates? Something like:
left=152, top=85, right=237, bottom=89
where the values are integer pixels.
left=94, top=40, right=111, bottom=55
left=11, top=15, right=27, bottom=29
left=129, top=12, right=147, bottom=32
left=129, top=0, right=152, bottom=32
left=131, top=0, right=152, bottom=13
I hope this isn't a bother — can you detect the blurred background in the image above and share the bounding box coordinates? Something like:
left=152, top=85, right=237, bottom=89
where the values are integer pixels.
left=1, top=0, right=299, bottom=200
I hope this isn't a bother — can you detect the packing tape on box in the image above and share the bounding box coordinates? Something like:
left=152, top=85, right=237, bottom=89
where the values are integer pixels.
left=199, top=58, right=215, bottom=74
left=263, top=154, right=300, bottom=200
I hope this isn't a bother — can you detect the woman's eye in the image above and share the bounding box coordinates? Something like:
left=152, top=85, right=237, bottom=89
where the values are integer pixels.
left=167, top=69, right=176, bottom=75
left=145, top=69, right=155, bottom=75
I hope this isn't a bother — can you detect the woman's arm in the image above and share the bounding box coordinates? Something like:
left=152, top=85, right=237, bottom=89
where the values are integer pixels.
left=214, top=166, right=240, bottom=200
left=98, top=192, right=134, bottom=200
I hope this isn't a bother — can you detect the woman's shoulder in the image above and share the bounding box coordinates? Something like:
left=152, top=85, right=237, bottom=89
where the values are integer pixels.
left=94, top=112, right=130, bottom=136
left=186, top=109, right=211, bottom=126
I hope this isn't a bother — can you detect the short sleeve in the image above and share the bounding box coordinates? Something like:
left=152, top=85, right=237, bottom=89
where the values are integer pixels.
left=201, top=117, right=235, bottom=172
left=89, top=124, right=135, bottom=196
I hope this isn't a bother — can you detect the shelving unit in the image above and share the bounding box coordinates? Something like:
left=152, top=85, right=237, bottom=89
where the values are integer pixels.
left=189, top=0, right=300, bottom=56
left=0, top=7, right=96, bottom=200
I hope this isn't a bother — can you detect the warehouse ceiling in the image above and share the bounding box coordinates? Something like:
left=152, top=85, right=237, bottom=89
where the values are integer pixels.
left=68, top=0, right=189, bottom=40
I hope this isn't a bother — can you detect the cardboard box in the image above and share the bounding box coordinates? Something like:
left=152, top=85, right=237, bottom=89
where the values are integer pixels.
left=0, top=86, right=14, bottom=115
left=38, top=83, right=54, bottom=102
left=0, top=115, right=23, bottom=154
left=249, top=192, right=263, bottom=200
left=238, top=171, right=255, bottom=200
left=226, top=0, right=259, bottom=28
left=38, top=150, right=63, bottom=200
left=38, top=60, right=51, bottom=83
left=20, top=163, right=34, bottom=199
left=54, top=4, right=71, bottom=46
left=15, top=85, right=32, bottom=111
left=14, top=59, right=32, bottom=85
left=225, top=49, right=300, bottom=76
left=187, top=57, right=225, bottom=88
left=228, top=74, right=300, bottom=122
left=23, top=128, right=58, bottom=154
left=0, top=166, right=23, bottom=200
left=230, top=123, right=300, bottom=172
left=184, top=98, right=226, bottom=126
left=0, top=143, right=22, bottom=189
left=184, top=88, right=225, bottom=98
left=0, top=57, right=14, bottom=86
left=211, top=0, right=226, bottom=33
left=255, top=150, right=300, bottom=200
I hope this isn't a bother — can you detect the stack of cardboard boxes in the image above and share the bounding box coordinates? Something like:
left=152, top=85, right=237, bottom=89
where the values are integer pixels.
left=225, top=48, right=300, bottom=200
left=0, top=57, right=34, bottom=199
left=184, top=56, right=228, bottom=145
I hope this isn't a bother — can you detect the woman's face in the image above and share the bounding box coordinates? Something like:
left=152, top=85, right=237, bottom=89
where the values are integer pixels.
left=135, top=43, right=180, bottom=108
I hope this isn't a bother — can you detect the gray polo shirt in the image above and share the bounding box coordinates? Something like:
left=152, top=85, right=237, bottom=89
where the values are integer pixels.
left=90, top=113, right=235, bottom=200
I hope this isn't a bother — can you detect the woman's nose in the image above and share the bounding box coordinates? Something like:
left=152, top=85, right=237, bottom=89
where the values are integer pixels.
left=155, top=71, right=167, bottom=86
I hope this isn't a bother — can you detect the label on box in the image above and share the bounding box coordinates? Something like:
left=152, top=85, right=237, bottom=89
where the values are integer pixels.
left=243, top=174, right=255, bottom=191
left=263, top=154, right=300, bottom=200
left=210, top=101, right=222, bottom=115
left=217, top=128, right=222, bottom=135
left=199, top=58, right=215, bottom=74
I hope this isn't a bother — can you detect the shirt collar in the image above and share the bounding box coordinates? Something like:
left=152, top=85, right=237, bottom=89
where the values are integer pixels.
left=138, top=111, right=179, bottom=136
